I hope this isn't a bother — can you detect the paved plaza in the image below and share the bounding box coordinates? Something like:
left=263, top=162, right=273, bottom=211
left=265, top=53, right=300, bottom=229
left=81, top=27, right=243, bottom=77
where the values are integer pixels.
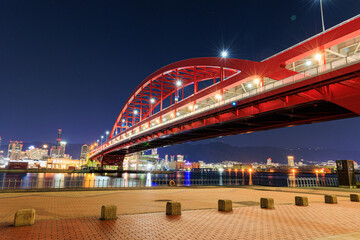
left=1, top=186, right=360, bottom=239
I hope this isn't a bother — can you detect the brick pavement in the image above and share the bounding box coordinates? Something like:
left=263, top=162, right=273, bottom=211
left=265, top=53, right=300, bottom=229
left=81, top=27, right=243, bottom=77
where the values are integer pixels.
left=0, top=186, right=357, bottom=223
left=1, top=202, right=360, bottom=239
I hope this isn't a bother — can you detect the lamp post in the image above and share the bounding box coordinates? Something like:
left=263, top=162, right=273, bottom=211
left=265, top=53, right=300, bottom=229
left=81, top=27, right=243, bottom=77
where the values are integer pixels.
left=101, top=135, right=104, bottom=144
left=105, top=131, right=109, bottom=140
left=320, top=0, right=325, bottom=32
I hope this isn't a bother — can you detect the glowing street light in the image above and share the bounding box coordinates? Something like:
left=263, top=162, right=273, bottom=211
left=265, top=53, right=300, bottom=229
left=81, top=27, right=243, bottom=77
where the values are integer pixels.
left=306, top=60, right=312, bottom=66
left=247, top=83, right=253, bottom=88
left=134, top=110, right=138, bottom=115
left=176, top=80, right=182, bottom=87
left=150, top=98, right=155, bottom=104
left=315, top=53, right=322, bottom=62
left=42, top=144, right=48, bottom=149
left=254, top=78, right=260, bottom=85
left=221, top=51, right=228, bottom=58
left=215, top=94, right=222, bottom=100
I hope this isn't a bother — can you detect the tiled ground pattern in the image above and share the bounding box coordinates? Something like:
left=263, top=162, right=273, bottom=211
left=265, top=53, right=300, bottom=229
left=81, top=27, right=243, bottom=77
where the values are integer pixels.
left=1, top=202, right=360, bottom=240
left=0, top=187, right=356, bottom=223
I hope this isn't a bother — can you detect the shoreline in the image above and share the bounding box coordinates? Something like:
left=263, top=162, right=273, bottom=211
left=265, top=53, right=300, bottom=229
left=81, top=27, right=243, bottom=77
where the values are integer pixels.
left=0, top=169, right=174, bottom=174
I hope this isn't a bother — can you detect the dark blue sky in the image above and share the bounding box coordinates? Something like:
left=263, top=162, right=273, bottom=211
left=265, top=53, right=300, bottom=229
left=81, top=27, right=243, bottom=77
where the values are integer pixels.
left=0, top=0, right=360, bottom=150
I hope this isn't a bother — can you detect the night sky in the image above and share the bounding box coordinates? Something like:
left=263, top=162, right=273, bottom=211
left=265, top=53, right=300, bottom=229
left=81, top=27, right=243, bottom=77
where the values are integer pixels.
left=1, top=1, right=360, bottom=151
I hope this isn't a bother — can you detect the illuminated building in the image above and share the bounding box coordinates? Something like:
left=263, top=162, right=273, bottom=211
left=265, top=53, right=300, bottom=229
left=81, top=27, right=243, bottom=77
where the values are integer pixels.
left=266, top=158, right=272, bottom=166
left=168, top=161, right=200, bottom=170
left=177, top=155, right=184, bottom=162
left=288, top=156, right=295, bottom=167
left=50, top=129, right=67, bottom=158
left=7, top=141, right=23, bottom=160
left=47, top=158, right=86, bottom=170
left=123, top=149, right=158, bottom=171
left=26, top=148, right=48, bottom=160
left=80, top=144, right=89, bottom=160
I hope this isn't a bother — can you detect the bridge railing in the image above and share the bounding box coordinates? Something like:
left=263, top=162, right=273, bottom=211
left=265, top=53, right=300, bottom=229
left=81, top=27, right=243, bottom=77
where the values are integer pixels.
left=93, top=51, right=360, bottom=157
left=287, top=177, right=338, bottom=188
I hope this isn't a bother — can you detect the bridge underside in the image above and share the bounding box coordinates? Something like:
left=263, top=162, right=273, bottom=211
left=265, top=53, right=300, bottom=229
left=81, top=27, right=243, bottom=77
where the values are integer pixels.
left=105, top=100, right=356, bottom=158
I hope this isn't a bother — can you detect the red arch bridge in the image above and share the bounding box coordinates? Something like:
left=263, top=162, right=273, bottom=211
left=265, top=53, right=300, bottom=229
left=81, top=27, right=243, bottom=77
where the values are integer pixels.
left=90, top=15, right=360, bottom=167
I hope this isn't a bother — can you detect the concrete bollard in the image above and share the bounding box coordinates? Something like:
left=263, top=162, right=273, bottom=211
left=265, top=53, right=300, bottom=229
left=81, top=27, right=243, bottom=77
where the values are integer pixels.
left=350, top=194, right=360, bottom=202
left=101, top=205, right=117, bottom=220
left=218, top=199, right=232, bottom=212
left=260, top=198, right=274, bottom=209
left=324, top=195, right=337, bottom=204
left=14, top=209, right=36, bottom=227
left=166, top=201, right=181, bottom=215
left=295, top=196, right=309, bottom=206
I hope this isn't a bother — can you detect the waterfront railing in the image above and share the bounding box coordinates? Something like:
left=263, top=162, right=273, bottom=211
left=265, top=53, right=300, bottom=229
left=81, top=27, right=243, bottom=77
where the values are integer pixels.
left=0, top=178, right=249, bottom=190
left=287, top=177, right=338, bottom=187
left=0, top=176, right=345, bottom=190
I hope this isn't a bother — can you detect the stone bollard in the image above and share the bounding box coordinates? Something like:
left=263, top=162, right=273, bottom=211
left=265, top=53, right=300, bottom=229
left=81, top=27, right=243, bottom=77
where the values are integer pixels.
left=324, top=195, right=337, bottom=204
left=166, top=201, right=181, bottom=215
left=295, top=196, right=309, bottom=206
left=350, top=194, right=360, bottom=202
left=218, top=199, right=232, bottom=212
left=14, top=209, right=36, bottom=227
left=101, top=205, right=117, bottom=220
left=260, top=198, right=274, bottom=209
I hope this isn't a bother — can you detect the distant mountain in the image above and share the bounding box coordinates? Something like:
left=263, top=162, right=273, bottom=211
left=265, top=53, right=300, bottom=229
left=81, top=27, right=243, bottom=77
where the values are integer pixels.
left=157, top=142, right=360, bottom=164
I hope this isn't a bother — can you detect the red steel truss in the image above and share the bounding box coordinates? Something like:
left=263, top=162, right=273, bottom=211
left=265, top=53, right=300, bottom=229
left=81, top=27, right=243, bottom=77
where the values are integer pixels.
left=92, top=15, right=360, bottom=163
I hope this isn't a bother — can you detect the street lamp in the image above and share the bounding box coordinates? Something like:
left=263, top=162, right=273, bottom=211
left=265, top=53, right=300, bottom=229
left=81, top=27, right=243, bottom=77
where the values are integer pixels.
left=221, top=50, right=228, bottom=58
left=176, top=80, right=182, bottom=87
left=101, top=135, right=104, bottom=144
left=105, top=131, right=109, bottom=140
left=320, top=0, right=325, bottom=32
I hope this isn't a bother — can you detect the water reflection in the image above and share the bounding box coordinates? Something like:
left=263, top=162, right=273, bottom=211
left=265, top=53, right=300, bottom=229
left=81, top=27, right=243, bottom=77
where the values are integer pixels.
left=0, top=171, right=338, bottom=189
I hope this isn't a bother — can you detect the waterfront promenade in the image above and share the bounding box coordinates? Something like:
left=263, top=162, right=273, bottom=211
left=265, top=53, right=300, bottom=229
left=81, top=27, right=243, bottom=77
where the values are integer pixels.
left=1, top=186, right=360, bottom=239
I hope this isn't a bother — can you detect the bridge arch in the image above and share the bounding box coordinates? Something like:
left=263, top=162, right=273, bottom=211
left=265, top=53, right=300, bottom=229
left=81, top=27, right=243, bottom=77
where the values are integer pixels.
left=110, top=57, right=294, bottom=139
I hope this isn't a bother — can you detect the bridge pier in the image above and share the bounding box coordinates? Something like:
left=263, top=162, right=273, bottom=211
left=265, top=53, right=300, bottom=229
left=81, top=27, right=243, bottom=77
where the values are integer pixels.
left=100, top=155, right=125, bottom=171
